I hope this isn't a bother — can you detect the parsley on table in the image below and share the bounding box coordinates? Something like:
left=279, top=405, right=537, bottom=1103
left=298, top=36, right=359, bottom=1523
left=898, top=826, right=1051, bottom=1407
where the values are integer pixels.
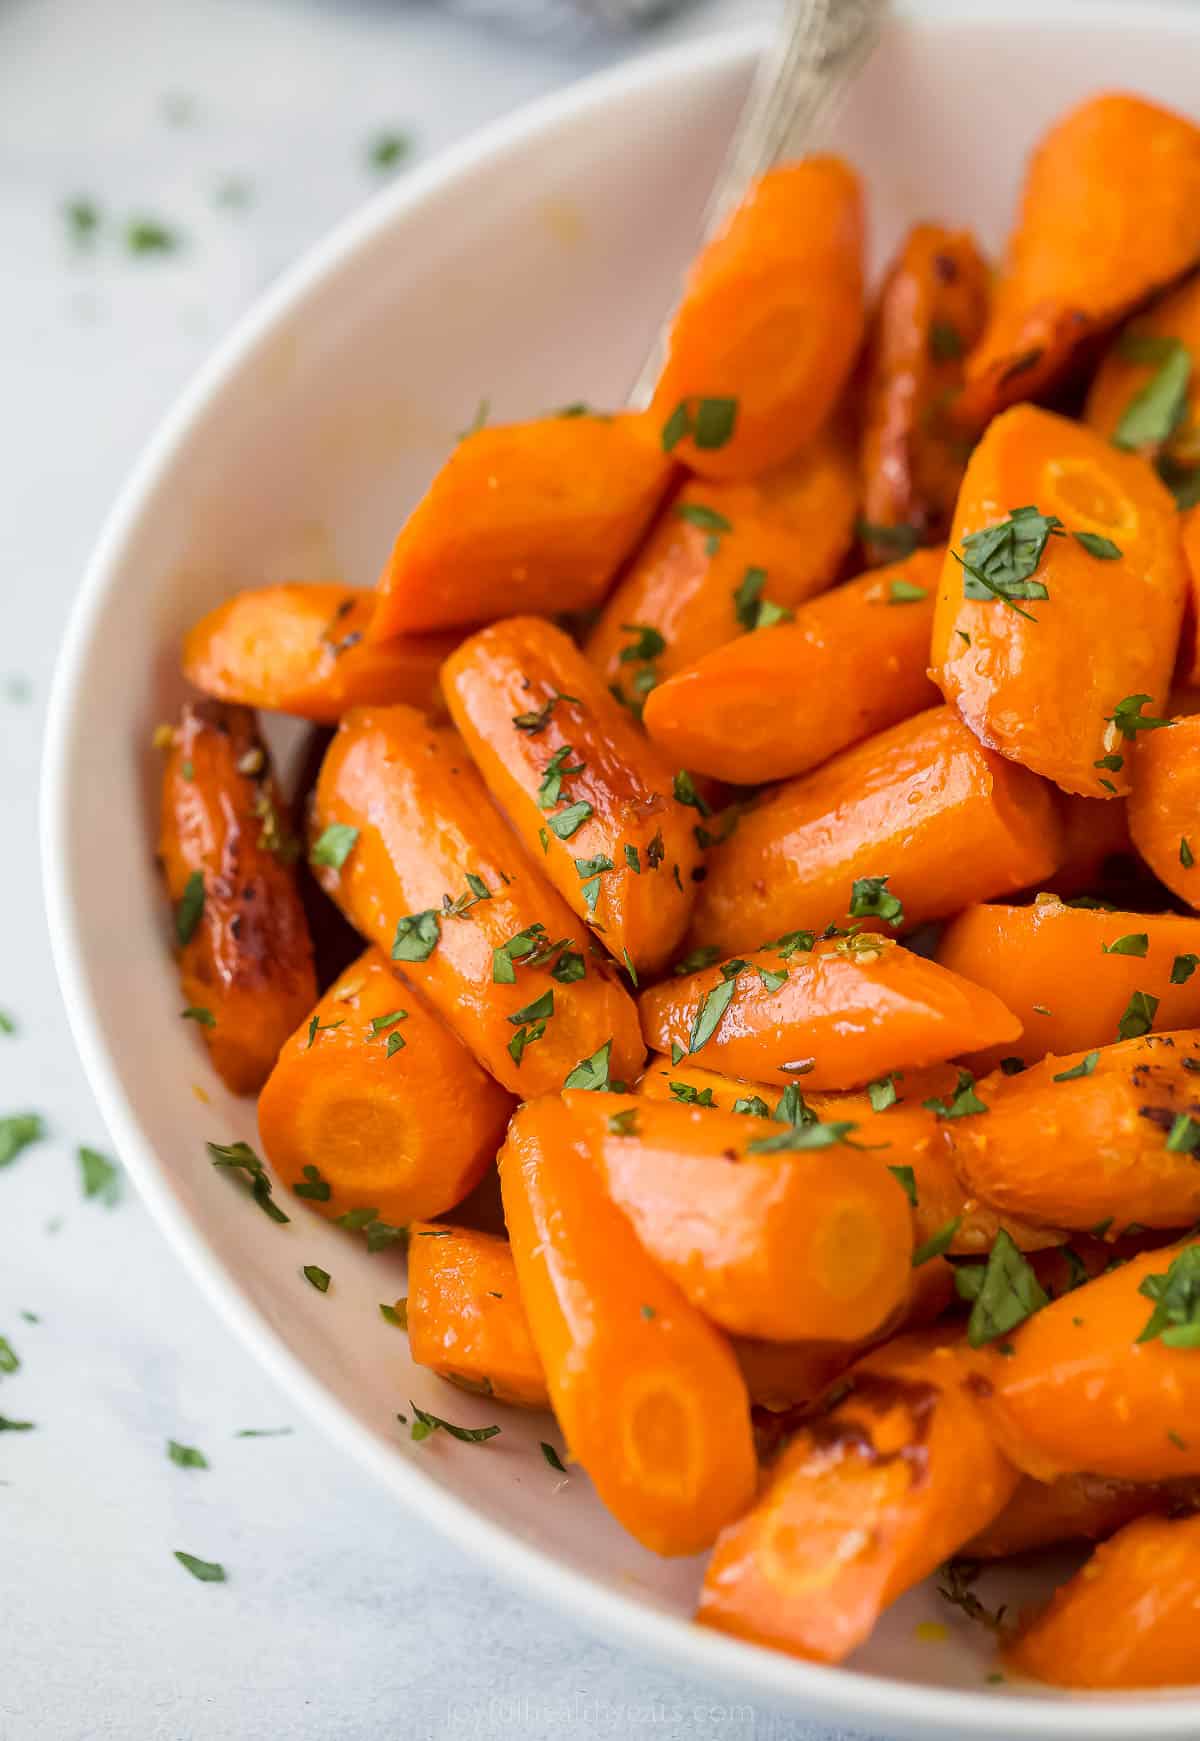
left=64, top=195, right=100, bottom=244
left=367, top=130, right=414, bottom=172
left=0, top=1010, right=14, bottom=1036
left=457, top=398, right=490, bottom=441
left=380, top=1301, right=407, bottom=1328
left=0, top=1415, right=34, bottom=1432
left=79, top=1146, right=121, bottom=1206
left=335, top=1209, right=405, bottom=1252
left=167, top=1440, right=209, bottom=1470
left=0, top=1115, right=45, bottom=1168
left=661, top=397, right=738, bottom=454
left=0, top=1337, right=19, bottom=1375
left=310, top=824, right=358, bottom=869
left=173, top=1551, right=226, bottom=1583
left=127, top=218, right=181, bottom=256
left=392, top=909, right=440, bottom=962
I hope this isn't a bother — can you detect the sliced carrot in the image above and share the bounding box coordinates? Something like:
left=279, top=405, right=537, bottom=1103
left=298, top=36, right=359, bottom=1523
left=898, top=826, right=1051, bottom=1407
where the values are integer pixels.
left=957, top=93, right=1200, bottom=428
left=931, top=405, right=1187, bottom=798
left=257, top=948, right=511, bottom=1227
left=441, top=616, right=699, bottom=975
left=937, top=895, right=1200, bottom=1069
left=967, top=1471, right=1196, bottom=1560
left=586, top=423, right=857, bottom=701
left=370, top=411, right=673, bottom=638
left=159, top=701, right=315, bottom=1094
left=181, top=585, right=456, bottom=723
left=1180, top=506, right=1200, bottom=685
left=641, top=553, right=942, bottom=785
left=696, top=1334, right=1019, bottom=1662
left=309, top=705, right=644, bottom=1096
left=649, top=158, right=864, bottom=479
left=1047, top=793, right=1133, bottom=897
left=499, top=1097, right=756, bottom=1555
left=689, top=704, right=1061, bottom=959
left=405, top=1222, right=549, bottom=1409
left=1128, top=712, right=1200, bottom=906
left=1004, top=1512, right=1200, bottom=1688
left=859, top=225, right=989, bottom=557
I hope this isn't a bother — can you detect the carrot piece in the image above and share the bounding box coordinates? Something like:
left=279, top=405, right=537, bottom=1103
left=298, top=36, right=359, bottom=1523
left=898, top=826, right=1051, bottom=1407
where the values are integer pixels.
left=976, top=1238, right=1200, bottom=1480
left=696, top=1334, right=1019, bottom=1662
left=947, top=1032, right=1200, bottom=1235
left=562, top=1089, right=913, bottom=1344
left=257, top=947, right=511, bottom=1226
left=1128, top=712, right=1200, bottom=906
left=1004, top=1512, right=1200, bottom=1688
left=499, top=1097, right=756, bottom=1555
left=308, top=705, right=644, bottom=1096
left=931, top=405, right=1187, bottom=798
left=688, top=705, right=1062, bottom=958
left=1084, top=275, right=1200, bottom=476
left=956, top=93, right=1200, bottom=429
left=937, top=894, right=1200, bottom=1069
left=181, top=585, right=457, bottom=724
left=159, top=701, right=315, bottom=1094
left=638, top=936, right=1020, bottom=1093
left=404, top=1222, right=549, bottom=1409
left=1180, top=506, right=1200, bottom=685
left=648, top=158, right=864, bottom=481
left=586, top=423, right=858, bottom=702
left=440, top=616, right=699, bottom=975
left=369, top=412, right=672, bottom=639
left=967, top=1471, right=1198, bottom=1560
left=641, top=553, right=942, bottom=785
left=639, top=1056, right=776, bottom=1113
left=859, top=225, right=989, bottom=557
left=1047, top=793, right=1133, bottom=897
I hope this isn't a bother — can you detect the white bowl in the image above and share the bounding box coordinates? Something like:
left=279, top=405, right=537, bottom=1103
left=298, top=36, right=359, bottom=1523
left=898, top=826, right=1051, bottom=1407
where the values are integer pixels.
left=43, top=8, right=1200, bottom=1734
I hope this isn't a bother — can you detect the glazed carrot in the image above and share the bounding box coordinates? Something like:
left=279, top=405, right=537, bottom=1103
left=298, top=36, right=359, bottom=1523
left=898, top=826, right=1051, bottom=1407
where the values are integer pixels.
left=967, top=1471, right=1197, bottom=1560
left=441, top=617, right=699, bottom=975
left=369, top=411, right=673, bottom=639
left=977, top=1239, right=1200, bottom=1480
left=641, top=553, right=942, bottom=785
left=956, top=93, right=1200, bottom=428
left=309, top=705, right=644, bottom=1096
left=1004, top=1512, right=1200, bottom=1688
left=1085, top=275, right=1200, bottom=480
left=257, top=948, right=511, bottom=1226
left=649, top=157, right=864, bottom=480
left=562, top=1090, right=913, bottom=1344
left=1128, top=713, right=1200, bottom=906
left=689, top=705, right=1062, bottom=958
left=937, top=894, right=1200, bottom=1069
left=499, top=1097, right=756, bottom=1555
left=181, top=585, right=457, bottom=724
left=159, top=701, right=315, bottom=1093
left=1047, top=793, right=1133, bottom=897
left=638, top=936, right=1021, bottom=1092
left=404, top=1222, right=549, bottom=1408
left=931, top=405, right=1187, bottom=798
left=586, top=423, right=858, bottom=703
left=859, top=225, right=989, bottom=557
left=1180, top=506, right=1200, bottom=685
left=697, top=1335, right=1019, bottom=1662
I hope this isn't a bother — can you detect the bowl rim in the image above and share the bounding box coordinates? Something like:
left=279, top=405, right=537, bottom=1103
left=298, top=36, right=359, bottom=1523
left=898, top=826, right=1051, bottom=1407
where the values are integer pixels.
left=41, top=9, right=1200, bottom=1731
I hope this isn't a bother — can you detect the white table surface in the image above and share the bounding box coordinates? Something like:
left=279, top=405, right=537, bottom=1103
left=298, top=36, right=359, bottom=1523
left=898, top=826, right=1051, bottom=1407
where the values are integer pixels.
left=0, top=2, right=881, bottom=1736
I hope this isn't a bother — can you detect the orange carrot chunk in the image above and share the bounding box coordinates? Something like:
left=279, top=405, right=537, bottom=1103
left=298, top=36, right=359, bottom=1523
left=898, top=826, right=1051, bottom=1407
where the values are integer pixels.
left=1046, top=793, right=1133, bottom=897
left=931, top=405, right=1187, bottom=798
left=649, top=158, right=865, bottom=480
left=308, top=705, right=644, bottom=1096
left=441, top=616, right=699, bottom=975
left=957, top=93, right=1200, bottom=429
left=1180, top=506, right=1200, bottom=686
left=586, top=423, right=857, bottom=701
left=499, top=1097, right=756, bottom=1555
left=405, top=1222, right=550, bottom=1409
left=159, top=701, right=316, bottom=1094
left=967, top=1471, right=1199, bottom=1560
left=1128, top=712, right=1200, bottom=907
left=641, top=553, right=942, bottom=785
left=689, top=705, right=1062, bottom=959
left=370, top=411, right=673, bottom=639
left=1004, top=1512, right=1200, bottom=1689
left=697, top=1335, right=1019, bottom=1662
left=1085, top=275, right=1200, bottom=487
left=859, top=225, right=989, bottom=558
left=258, top=947, right=511, bottom=1227
left=182, top=585, right=457, bottom=724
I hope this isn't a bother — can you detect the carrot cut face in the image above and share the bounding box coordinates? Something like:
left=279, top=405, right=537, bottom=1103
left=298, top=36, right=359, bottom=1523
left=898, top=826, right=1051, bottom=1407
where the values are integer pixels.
left=641, top=552, right=942, bottom=786
left=499, top=1097, right=756, bottom=1556
left=405, top=1223, right=549, bottom=1409
left=257, top=948, right=511, bottom=1228
left=159, top=701, right=316, bottom=1094
left=957, top=93, right=1200, bottom=428
left=370, top=411, right=673, bottom=638
left=1004, top=1512, right=1200, bottom=1689
left=649, top=157, right=865, bottom=480
left=697, top=1335, right=1019, bottom=1663
left=182, top=584, right=457, bottom=724
left=586, top=422, right=858, bottom=702
left=931, top=405, right=1187, bottom=798
left=689, top=705, right=1062, bottom=958
left=1128, top=712, right=1200, bottom=906
left=859, top=225, right=989, bottom=557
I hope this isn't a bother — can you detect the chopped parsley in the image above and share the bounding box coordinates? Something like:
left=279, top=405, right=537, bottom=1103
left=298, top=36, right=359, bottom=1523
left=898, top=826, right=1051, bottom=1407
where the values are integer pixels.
left=442, top=873, right=491, bottom=917
left=953, top=505, right=1063, bottom=621
left=929, top=319, right=964, bottom=362
left=848, top=875, right=904, bottom=928
left=79, top=1145, right=121, bottom=1206
left=548, top=801, right=593, bottom=840
left=676, top=503, right=731, bottom=536
left=181, top=1005, right=215, bottom=1028
left=661, top=396, right=738, bottom=454
left=537, top=746, right=584, bottom=809
left=688, top=976, right=737, bottom=1053
left=618, top=624, right=666, bottom=665
left=127, top=217, right=181, bottom=256
left=867, top=1074, right=900, bottom=1111
left=732, top=567, right=792, bottom=631
left=607, top=1107, right=640, bottom=1136
left=732, top=1094, right=770, bottom=1117
left=335, top=1209, right=405, bottom=1252
left=292, top=1164, right=331, bottom=1202
left=540, top=1441, right=567, bottom=1472
left=1171, top=954, right=1200, bottom=985
left=173, top=1551, right=226, bottom=1583
left=302, top=1264, right=331, bottom=1293
left=370, top=1010, right=408, bottom=1037
left=392, top=909, right=440, bottom=962
left=1053, top=1051, right=1098, bottom=1082
left=0, top=1115, right=44, bottom=1169
left=923, top=1071, right=987, bottom=1120
left=550, top=949, right=586, bottom=985
left=1166, top=1114, right=1200, bottom=1155
left=0, top=1337, right=18, bottom=1375
left=674, top=945, right=721, bottom=976
left=747, top=1120, right=860, bottom=1154
left=912, top=1217, right=961, bottom=1266
left=668, top=1081, right=715, bottom=1107
left=512, top=689, right=577, bottom=734
left=957, top=1229, right=1049, bottom=1346
left=64, top=195, right=100, bottom=244
left=1137, top=1245, right=1200, bottom=1347
left=167, top=1440, right=208, bottom=1469
left=409, top=1401, right=500, bottom=1443
left=306, top=1016, right=345, bottom=1049
left=310, top=823, right=358, bottom=869
left=1102, top=932, right=1149, bottom=957
left=380, top=1301, right=406, bottom=1328
left=856, top=519, right=920, bottom=557
left=888, top=1164, right=918, bottom=1207
left=1117, top=989, right=1159, bottom=1041
left=886, top=576, right=928, bottom=603
left=563, top=1041, right=612, bottom=1091
left=1182, top=837, right=1195, bottom=869
left=368, top=130, right=414, bottom=171
left=1106, top=695, right=1171, bottom=741
left=175, top=871, right=205, bottom=945
left=1073, top=531, right=1122, bottom=560
left=672, top=770, right=711, bottom=816
left=206, top=1140, right=288, bottom=1224
left=507, top=990, right=554, bottom=1027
